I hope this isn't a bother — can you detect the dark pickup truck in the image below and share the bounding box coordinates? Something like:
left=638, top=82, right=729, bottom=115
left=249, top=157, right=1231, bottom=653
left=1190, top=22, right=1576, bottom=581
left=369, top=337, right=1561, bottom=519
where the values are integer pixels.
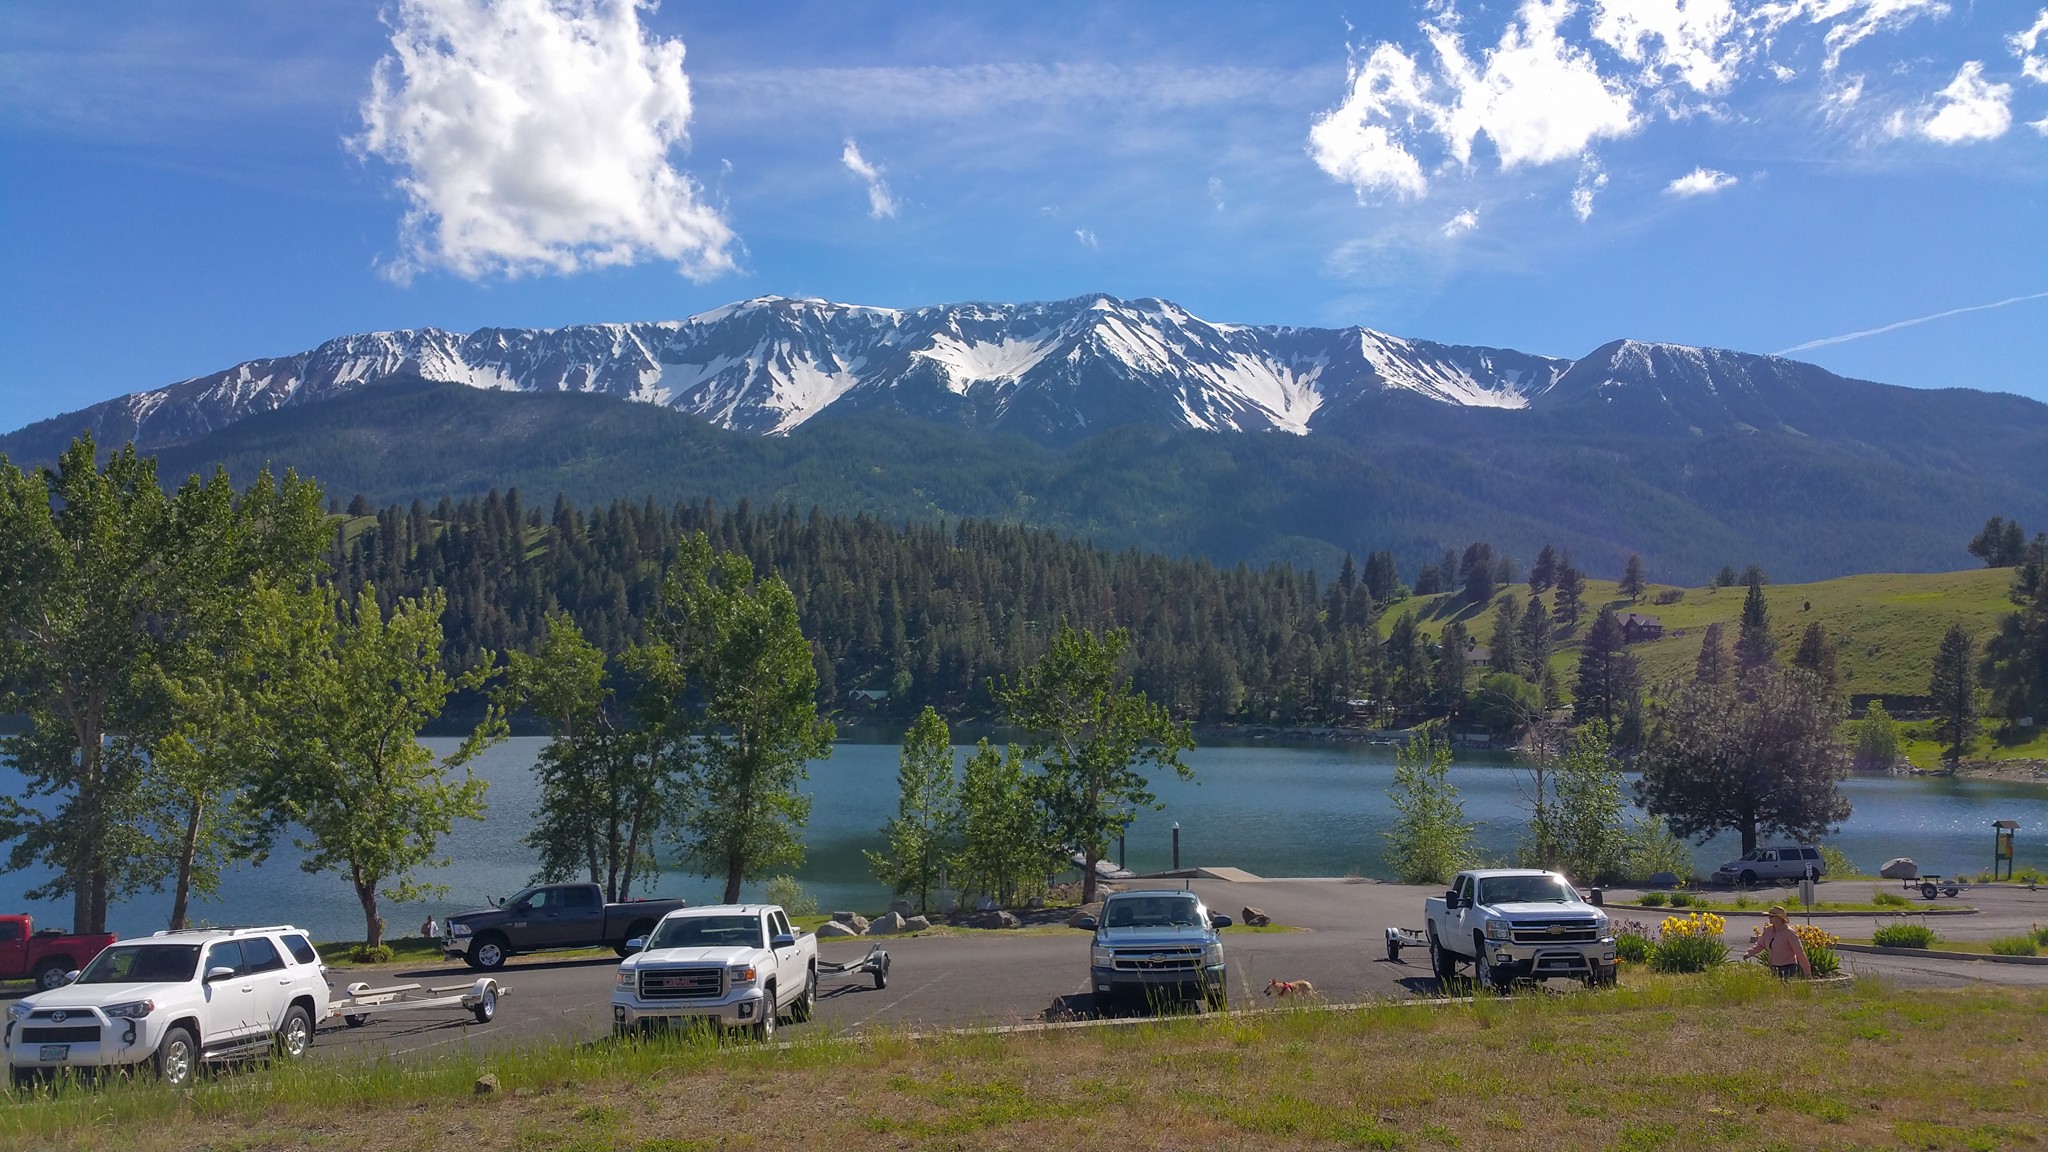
left=443, top=883, right=688, bottom=970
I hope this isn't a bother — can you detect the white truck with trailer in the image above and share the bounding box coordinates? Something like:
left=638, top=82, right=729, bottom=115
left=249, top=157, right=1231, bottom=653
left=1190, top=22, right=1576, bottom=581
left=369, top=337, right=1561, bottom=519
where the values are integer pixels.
left=610, top=904, right=818, bottom=1040
left=1414, top=869, right=1617, bottom=990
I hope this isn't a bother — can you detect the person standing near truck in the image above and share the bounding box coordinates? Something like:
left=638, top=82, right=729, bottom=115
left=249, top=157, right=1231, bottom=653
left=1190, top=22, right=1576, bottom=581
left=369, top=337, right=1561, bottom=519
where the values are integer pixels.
left=1743, top=906, right=1812, bottom=978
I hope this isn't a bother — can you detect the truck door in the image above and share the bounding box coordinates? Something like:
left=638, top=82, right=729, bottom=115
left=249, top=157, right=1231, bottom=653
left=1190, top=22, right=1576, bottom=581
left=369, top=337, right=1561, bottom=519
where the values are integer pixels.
left=769, top=909, right=799, bottom=986
left=238, top=935, right=293, bottom=1037
left=552, top=884, right=604, bottom=946
left=0, top=918, right=24, bottom=979
left=201, top=940, right=258, bottom=1041
left=1451, top=875, right=1477, bottom=940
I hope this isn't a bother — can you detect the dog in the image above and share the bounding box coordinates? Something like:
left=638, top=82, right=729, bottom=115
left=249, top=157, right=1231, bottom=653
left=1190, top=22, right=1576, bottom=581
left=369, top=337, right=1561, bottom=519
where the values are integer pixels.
left=1263, top=978, right=1316, bottom=999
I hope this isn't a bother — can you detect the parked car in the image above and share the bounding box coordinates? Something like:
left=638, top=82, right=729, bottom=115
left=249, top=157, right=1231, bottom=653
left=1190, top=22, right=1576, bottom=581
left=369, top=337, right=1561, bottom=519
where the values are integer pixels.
left=4, top=924, right=329, bottom=1087
left=610, top=904, right=818, bottom=1040
left=0, top=915, right=115, bottom=992
left=1074, top=889, right=1232, bottom=1011
left=442, top=883, right=689, bottom=970
left=1714, top=846, right=1824, bottom=886
left=1423, top=869, right=1615, bottom=990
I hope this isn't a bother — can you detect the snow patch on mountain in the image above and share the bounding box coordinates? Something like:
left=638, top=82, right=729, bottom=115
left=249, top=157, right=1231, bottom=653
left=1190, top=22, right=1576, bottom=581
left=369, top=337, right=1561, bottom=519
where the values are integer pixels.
left=915, top=334, right=1057, bottom=391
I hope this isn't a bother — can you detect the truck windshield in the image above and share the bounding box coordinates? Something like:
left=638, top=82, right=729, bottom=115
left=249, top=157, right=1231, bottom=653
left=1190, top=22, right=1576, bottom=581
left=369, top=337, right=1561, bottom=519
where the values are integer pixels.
left=1103, top=896, right=1202, bottom=929
left=646, top=916, right=764, bottom=950
left=1477, top=876, right=1577, bottom=905
left=76, top=944, right=201, bottom=984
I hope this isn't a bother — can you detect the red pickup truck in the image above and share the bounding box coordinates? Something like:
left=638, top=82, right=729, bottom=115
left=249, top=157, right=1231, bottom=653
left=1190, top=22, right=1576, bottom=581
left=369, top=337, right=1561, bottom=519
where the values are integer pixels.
left=0, top=914, right=116, bottom=991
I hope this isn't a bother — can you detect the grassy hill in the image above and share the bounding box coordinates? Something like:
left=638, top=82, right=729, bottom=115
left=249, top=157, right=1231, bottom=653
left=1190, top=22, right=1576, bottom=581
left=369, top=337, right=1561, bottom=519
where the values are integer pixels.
left=1386, top=566, right=2019, bottom=704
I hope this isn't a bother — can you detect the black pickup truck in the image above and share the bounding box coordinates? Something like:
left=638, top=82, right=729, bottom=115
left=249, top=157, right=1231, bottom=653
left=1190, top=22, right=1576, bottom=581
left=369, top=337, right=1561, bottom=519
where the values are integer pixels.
left=442, top=883, right=689, bottom=970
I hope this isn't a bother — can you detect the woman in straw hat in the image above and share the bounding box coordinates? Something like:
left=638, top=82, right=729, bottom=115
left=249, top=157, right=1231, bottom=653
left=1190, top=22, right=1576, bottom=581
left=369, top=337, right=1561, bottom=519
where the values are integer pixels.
left=1743, top=906, right=1812, bottom=978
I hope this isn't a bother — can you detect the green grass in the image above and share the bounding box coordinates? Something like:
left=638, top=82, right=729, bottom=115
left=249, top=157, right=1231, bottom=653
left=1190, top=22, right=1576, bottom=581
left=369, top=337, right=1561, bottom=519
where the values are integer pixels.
left=6, top=968, right=2042, bottom=1152
left=1384, top=568, right=2018, bottom=705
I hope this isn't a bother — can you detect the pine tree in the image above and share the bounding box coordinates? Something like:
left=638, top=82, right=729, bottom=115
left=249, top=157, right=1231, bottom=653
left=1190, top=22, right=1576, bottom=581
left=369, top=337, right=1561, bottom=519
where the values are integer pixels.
left=1519, top=592, right=1552, bottom=681
left=1734, top=571, right=1776, bottom=670
left=1489, top=595, right=1522, bottom=673
left=1528, top=545, right=1558, bottom=593
left=1714, top=565, right=1738, bottom=588
left=1552, top=563, right=1586, bottom=629
left=1694, top=622, right=1728, bottom=685
left=1792, top=622, right=1840, bottom=693
left=1573, top=609, right=1639, bottom=727
left=1620, top=554, right=1647, bottom=601
left=1928, top=624, right=1979, bottom=766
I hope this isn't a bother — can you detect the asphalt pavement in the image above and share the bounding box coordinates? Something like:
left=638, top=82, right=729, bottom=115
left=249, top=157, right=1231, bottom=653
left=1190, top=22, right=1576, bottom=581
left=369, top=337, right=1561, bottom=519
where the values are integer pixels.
left=302, top=876, right=2048, bottom=1065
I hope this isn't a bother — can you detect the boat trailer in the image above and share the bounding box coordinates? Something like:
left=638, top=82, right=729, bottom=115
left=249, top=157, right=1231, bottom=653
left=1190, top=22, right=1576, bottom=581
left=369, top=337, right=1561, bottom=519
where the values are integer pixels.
left=1383, top=926, right=1429, bottom=964
left=816, top=944, right=891, bottom=989
left=328, top=976, right=508, bottom=1027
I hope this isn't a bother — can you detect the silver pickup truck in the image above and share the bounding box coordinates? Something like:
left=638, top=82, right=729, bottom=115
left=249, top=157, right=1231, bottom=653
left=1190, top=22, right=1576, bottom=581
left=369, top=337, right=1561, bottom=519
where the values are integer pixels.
left=443, top=883, right=688, bottom=970
left=1423, top=869, right=1616, bottom=990
left=1075, top=889, right=1232, bottom=1011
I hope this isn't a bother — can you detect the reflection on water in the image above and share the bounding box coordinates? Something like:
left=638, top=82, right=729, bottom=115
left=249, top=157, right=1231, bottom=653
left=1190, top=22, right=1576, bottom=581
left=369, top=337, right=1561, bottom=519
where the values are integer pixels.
left=3, top=738, right=2044, bottom=942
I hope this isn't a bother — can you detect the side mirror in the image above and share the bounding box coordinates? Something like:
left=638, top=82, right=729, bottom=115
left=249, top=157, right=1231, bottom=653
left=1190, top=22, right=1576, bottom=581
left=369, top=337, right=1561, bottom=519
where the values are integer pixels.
left=1211, top=915, right=1233, bottom=929
left=770, top=933, right=796, bottom=950
left=64, top=970, right=81, bottom=985
left=205, top=966, right=236, bottom=983
left=1444, top=888, right=1458, bottom=904
left=622, top=937, right=645, bottom=955
left=1073, top=915, right=1097, bottom=931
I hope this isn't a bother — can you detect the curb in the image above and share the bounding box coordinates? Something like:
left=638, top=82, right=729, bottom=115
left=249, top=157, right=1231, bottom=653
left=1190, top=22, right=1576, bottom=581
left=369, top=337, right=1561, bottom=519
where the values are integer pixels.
left=1837, top=943, right=2048, bottom=966
left=1602, top=903, right=1978, bottom=918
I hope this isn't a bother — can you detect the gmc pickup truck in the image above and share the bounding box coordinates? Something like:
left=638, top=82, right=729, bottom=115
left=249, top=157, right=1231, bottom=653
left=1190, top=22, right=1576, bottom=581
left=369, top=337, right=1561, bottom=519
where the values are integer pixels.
left=610, top=904, right=818, bottom=1041
left=0, top=914, right=116, bottom=992
left=442, top=883, right=688, bottom=970
left=1075, top=889, right=1233, bottom=1011
left=1423, top=869, right=1615, bottom=991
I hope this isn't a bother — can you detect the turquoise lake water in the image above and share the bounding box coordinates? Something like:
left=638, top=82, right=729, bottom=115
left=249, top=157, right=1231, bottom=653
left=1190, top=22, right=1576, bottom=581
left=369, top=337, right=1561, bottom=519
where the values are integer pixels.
left=3, top=737, right=2043, bottom=942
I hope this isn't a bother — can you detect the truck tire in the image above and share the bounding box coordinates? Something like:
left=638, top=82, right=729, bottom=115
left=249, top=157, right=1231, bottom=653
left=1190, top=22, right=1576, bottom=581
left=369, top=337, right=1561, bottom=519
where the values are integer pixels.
left=1474, top=933, right=1499, bottom=993
left=615, top=920, right=656, bottom=958
left=32, top=958, right=72, bottom=992
left=274, top=1005, right=314, bottom=1062
left=1739, top=869, right=1757, bottom=887
left=468, top=934, right=509, bottom=971
left=153, top=1025, right=197, bottom=1089
left=753, top=985, right=777, bottom=1042
left=1204, top=981, right=1227, bottom=1013
left=1427, top=925, right=1456, bottom=986
left=790, top=968, right=817, bottom=1023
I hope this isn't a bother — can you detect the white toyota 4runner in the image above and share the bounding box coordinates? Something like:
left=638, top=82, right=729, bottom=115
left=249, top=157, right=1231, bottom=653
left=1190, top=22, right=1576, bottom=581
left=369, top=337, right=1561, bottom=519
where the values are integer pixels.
left=3, top=925, right=330, bottom=1087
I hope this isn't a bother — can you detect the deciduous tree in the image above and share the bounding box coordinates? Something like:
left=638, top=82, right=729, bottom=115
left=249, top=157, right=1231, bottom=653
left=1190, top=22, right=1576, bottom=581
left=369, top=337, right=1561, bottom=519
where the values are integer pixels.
left=1383, top=726, right=1475, bottom=885
left=866, top=706, right=958, bottom=914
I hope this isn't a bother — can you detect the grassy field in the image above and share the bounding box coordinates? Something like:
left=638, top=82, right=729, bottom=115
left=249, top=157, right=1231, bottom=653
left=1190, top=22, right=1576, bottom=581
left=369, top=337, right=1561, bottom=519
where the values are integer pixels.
left=1385, top=567, right=2022, bottom=707
left=4, top=969, right=2042, bottom=1151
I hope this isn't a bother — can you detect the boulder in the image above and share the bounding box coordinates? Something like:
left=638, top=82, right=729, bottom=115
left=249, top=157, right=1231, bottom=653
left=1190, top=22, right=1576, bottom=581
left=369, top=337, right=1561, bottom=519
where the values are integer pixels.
left=1239, top=906, right=1271, bottom=928
left=1880, top=857, right=1920, bottom=880
left=1066, top=906, right=1100, bottom=928
left=1646, top=871, right=1681, bottom=890
left=816, top=920, right=861, bottom=938
left=888, top=899, right=914, bottom=919
left=830, top=910, right=857, bottom=923
left=473, top=1073, right=501, bottom=1096
left=903, top=915, right=931, bottom=933
left=967, top=909, right=1021, bottom=929
left=869, top=911, right=908, bottom=935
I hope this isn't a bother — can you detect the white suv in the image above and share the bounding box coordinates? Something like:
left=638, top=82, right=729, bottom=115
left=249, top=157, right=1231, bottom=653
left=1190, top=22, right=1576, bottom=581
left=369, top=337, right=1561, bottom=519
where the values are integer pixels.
left=4, top=925, right=330, bottom=1088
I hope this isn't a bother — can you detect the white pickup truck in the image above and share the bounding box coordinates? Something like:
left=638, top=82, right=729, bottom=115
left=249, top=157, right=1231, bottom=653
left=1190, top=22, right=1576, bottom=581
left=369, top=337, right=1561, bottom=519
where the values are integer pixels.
left=610, top=904, right=817, bottom=1040
left=1423, top=869, right=1616, bottom=990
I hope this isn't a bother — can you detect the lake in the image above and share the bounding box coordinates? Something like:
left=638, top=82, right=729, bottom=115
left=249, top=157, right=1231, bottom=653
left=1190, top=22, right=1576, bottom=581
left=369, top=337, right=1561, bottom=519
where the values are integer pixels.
left=3, top=737, right=2044, bottom=942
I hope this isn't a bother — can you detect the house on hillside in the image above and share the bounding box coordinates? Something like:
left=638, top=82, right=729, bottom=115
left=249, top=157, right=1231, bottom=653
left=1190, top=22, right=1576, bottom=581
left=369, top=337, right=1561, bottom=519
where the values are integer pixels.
left=1619, top=613, right=1664, bottom=643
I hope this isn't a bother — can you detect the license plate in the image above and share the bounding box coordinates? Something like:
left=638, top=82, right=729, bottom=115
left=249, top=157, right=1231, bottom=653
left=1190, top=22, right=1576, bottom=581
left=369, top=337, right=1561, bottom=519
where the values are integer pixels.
left=39, top=1044, right=69, bottom=1061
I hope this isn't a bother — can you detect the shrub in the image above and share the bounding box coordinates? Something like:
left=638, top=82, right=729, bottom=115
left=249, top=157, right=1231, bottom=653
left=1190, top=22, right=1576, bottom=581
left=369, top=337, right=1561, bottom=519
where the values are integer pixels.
left=347, top=944, right=394, bottom=964
left=2034, top=923, right=2048, bottom=947
left=1638, top=891, right=1668, bottom=907
left=764, top=875, right=819, bottom=918
left=1733, top=894, right=1756, bottom=910
left=1872, top=890, right=1909, bottom=908
left=1872, top=922, right=1936, bottom=949
left=1988, top=935, right=2039, bottom=957
left=1667, top=892, right=1694, bottom=908
left=1819, top=843, right=1856, bottom=877
left=1614, top=921, right=1655, bottom=964
left=1651, top=913, right=1729, bottom=973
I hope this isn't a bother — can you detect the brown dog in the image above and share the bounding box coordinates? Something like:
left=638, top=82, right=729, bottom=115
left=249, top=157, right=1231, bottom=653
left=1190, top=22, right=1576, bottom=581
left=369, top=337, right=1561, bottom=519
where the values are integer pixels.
left=1263, top=978, right=1316, bottom=999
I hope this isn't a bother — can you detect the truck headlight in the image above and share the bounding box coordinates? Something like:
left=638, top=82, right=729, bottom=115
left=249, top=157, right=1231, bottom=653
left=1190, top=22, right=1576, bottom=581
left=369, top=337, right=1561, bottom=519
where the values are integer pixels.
left=450, top=923, right=472, bottom=937
left=1090, top=945, right=1113, bottom=968
left=729, top=965, right=756, bottom=985
left=6, top=1002, right=29, bottom=1021
left=1483, top=919, right=1513, bottom=942
left=615, top=968, right=634, bottom=987
left=1204, top=943, right=1224, bottom=965
left=104, top=999, right=155, bottom=1019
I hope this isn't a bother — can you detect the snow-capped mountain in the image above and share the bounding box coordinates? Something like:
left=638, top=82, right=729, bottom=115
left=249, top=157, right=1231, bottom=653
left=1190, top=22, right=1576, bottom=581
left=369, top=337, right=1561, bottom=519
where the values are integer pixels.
left=15, top=295, right=1583, bottom=451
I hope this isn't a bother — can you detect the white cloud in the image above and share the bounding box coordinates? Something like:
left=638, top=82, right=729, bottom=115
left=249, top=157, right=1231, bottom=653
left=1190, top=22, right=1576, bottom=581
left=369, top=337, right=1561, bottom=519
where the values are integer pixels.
left=1074, top=228, right=1100, bottom=249
left=355, top=0, right=734, bottom=283
left=1442, top=208, right=1480, bottom=236
left=2013, top=10, right=2048, bottom=85
left=840, top=139, right=898, bottom=219
left=1572, top=159, right=1609, bottom=220
left=1307, top=42, right=1433, bottom=199
left=1207, top=176, right=1227, bottom=210
left=1592, top=0, right=1748, bottom=94
left=1664, top=166, right=1738, bottom=195
left=1918, top=61, right=2013, bottom=143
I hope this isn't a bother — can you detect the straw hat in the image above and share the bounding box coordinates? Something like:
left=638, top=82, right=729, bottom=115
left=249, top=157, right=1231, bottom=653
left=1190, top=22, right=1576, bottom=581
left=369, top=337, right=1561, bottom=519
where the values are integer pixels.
left=1767, top=905, right=1788, bottom=920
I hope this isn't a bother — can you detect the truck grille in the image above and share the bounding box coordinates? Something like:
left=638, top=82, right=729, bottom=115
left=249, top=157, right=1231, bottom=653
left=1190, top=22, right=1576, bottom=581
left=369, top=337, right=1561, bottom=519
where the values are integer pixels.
left=23, top=1025, right=100, bottom=1043
left=1111, top=947, right=1204, bottom=972
left=638, top=966, right=725, bottom=1000
left=1509, top=920, right=1599, bottom=945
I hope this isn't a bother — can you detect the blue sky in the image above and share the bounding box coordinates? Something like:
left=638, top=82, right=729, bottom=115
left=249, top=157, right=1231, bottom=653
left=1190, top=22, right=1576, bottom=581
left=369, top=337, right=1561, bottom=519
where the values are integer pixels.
left=2, top=0, right=2045, bottom=433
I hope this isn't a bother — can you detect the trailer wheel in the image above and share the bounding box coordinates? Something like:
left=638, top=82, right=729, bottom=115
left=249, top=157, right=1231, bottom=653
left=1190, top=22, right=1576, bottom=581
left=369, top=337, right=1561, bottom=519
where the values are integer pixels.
left=872, top=955, right=889, bottom=990
left=1386, top=935, right=1402, bottom=964
left=32, top=959, right=72, bottom=992
left=471, top=983, right=498, bottom=1024
left=342, top=1013, right=370, bottom=1028
left=1920, top=882, right=1938, bottom=900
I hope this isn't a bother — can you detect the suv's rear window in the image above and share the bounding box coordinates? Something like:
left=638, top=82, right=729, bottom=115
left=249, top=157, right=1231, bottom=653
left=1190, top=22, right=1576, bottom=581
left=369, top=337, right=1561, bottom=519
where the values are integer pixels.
left=283, top=934, right=319, bottom=966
